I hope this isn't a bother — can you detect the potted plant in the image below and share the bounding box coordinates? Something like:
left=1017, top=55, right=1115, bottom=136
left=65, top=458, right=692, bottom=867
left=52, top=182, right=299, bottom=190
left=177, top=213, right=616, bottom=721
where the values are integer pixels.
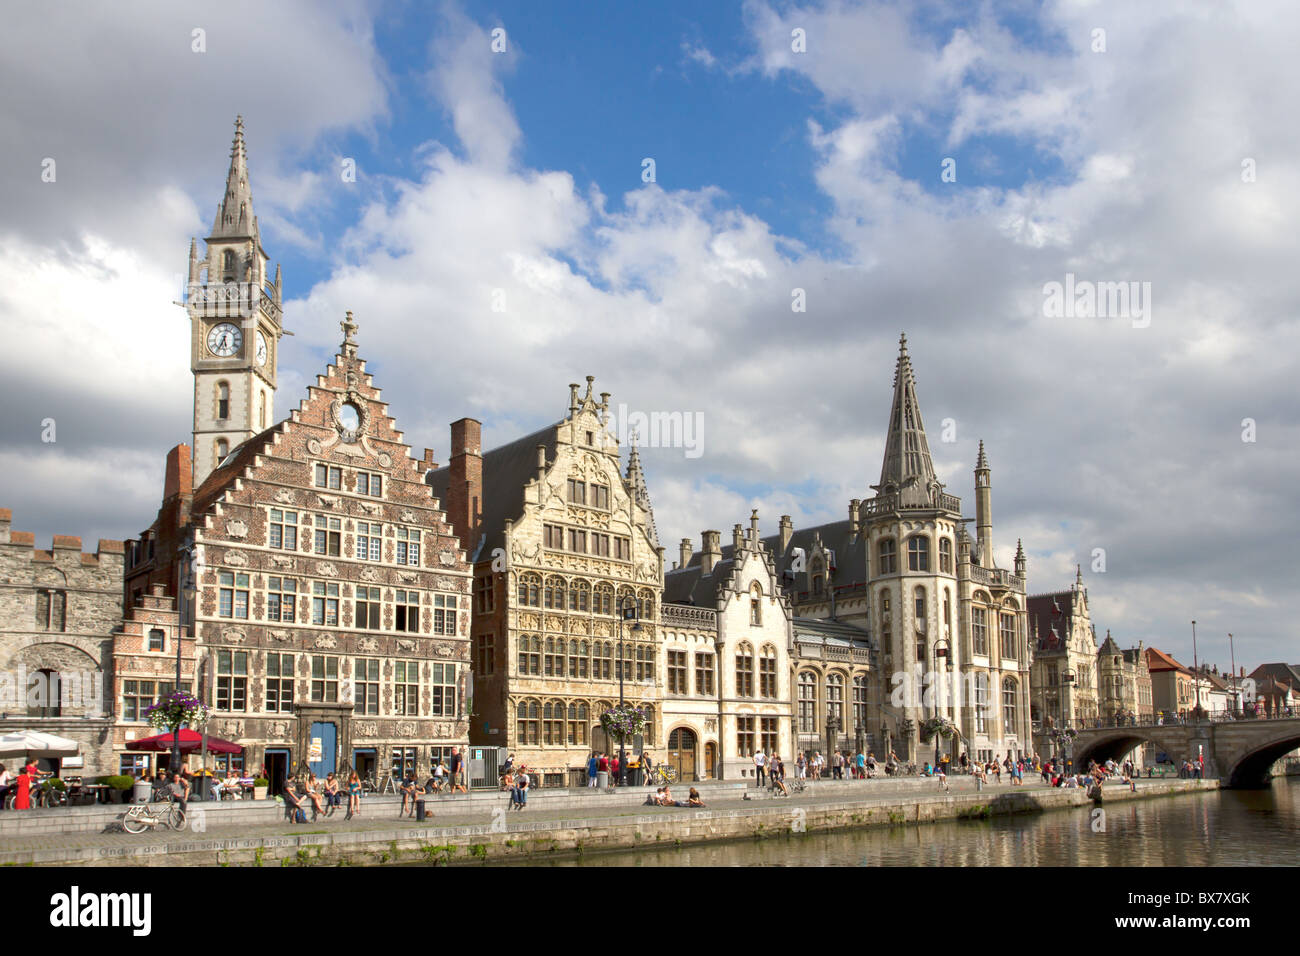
left=253, top=776, right=269, bottom=800
left=42, top=777, right=67, bottom=806
left=103, top=775, right=134, bottom=804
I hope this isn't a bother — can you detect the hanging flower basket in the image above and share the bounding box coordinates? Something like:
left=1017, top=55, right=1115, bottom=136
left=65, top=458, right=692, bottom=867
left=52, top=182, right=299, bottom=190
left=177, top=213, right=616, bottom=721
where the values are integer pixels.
left=1051, top=727, right=1079, bottom=742
left=144, top=691, right=210, bottom=733
left=599, top=704, right=648, bottom=744
left=920, top=716, right=959, bottom=743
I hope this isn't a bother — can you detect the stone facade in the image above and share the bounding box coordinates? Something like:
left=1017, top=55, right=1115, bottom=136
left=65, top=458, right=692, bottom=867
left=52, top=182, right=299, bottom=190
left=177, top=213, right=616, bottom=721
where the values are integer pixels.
left=429, top=379, right=664, bottom=774
left=1097, top=632, right=1153, bottom=723
left=1028, top=570, right=1100, bottom=753
left=0, top=509, right=123, bottom=773
left=126, top=316, right=473, bottom=787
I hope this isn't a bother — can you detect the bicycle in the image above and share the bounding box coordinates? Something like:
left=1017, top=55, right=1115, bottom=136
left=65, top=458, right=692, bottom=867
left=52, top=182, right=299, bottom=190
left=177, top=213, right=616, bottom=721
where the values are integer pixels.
left=787, top=777, right=808, bottom=794
left=646, top=765, right=677, bottom=787
left=122, top=796, right=186, bottom=834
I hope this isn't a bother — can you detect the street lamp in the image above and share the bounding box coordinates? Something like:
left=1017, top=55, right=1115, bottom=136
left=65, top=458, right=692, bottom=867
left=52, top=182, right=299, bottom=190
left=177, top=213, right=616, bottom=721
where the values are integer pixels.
left=932, top=637, right=953, bottom=770
left=617, top=596, right=641, bottom=786
left=1229, top=632, right=1238, bottom=715
left=174, top=542, right=199, bottom=776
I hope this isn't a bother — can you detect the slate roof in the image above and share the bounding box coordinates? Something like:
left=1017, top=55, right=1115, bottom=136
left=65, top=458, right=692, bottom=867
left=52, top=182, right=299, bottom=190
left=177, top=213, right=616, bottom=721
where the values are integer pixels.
left=190, top=423, right=284, bottom=518
left=1027, top=590, right=1077, bottom=649
left=792, top=616, right=873, bottom=649
left=426, top=421, right=560, bottom=562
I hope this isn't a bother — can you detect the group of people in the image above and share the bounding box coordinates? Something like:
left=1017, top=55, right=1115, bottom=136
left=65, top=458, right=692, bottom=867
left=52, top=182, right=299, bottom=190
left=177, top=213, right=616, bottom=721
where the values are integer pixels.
left=759, top=748, right=876, bottom=783
left=647, top=786, right=704, bottom=807
left=582, top=750, right=653, bottom=787
left=283, top=770, right=360, bottom=823
left=0, top=760, right=50, bottom=809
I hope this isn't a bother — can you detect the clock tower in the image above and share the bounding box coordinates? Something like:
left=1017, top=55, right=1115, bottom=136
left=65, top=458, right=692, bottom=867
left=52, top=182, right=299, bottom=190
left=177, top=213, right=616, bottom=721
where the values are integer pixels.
left=187, top=115, right=284, bottom=487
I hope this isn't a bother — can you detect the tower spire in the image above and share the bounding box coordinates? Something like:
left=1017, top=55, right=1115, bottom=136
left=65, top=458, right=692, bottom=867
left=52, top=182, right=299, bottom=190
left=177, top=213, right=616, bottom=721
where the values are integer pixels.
left=211, top=115, right=256, bottom=239
left=626, top=432, right=659, bottom=548
left=874, top=332, right=942, bottom=507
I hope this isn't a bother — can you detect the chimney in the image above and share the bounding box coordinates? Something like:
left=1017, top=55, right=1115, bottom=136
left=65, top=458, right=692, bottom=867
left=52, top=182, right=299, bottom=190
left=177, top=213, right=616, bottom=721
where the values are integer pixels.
left=679, top=538, right=692, bottom=569
left=0, top=507, right=10, bottom=544
left=163, top=444, right=193, bottom=501
left=536, top=444, right=547, bottom=478
left=848, top=499, right=860, bottom=535
left=733, top=523, right=744, bottom=552
left=750, top=508, right=760, bottom=542
left=446, top=418, right=483, bottom=558
left=700, top=530, right=721, bottom=574
left=422, top=447, right=437, bottom=471
left=779, top=515, right=793, bottom=555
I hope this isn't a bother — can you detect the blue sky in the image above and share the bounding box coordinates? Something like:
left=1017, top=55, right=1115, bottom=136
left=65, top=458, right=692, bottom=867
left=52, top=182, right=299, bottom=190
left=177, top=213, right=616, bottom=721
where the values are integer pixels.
left=0, top=0, right=1297, bottom=667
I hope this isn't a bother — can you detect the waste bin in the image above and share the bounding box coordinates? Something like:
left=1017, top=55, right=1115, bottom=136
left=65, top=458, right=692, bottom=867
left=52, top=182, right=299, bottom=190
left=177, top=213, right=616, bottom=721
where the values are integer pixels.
left=597, top=771, right=609, bottom=788
left=415, top=798, right=427, bottom=820
left=628, top=767, right=643, bottom=787
left=132, top=779, right=152, bottom=804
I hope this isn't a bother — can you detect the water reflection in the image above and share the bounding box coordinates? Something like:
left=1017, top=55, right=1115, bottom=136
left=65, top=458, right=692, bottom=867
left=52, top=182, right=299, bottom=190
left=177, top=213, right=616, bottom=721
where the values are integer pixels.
left=512, top=778, right=1300, bottom=867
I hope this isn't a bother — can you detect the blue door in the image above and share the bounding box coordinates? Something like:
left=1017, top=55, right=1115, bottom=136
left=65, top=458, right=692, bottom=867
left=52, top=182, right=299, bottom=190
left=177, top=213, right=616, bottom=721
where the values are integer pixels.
left=310, top=722, right=337, bottom=778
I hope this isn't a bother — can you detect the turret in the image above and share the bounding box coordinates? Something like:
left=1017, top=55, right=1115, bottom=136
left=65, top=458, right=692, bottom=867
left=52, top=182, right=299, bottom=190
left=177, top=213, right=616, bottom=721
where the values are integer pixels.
left=975, top=440, right=993, bottom=567
left=1014, top=538, right=1026, bottom=577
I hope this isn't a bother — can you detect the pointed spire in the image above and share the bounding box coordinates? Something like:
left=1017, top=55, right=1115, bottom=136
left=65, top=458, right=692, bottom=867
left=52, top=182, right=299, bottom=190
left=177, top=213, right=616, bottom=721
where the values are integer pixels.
left=874, top=332, right=942, bottom=507
left=625, top=431, right=659, bottom=548
left=976, top=439, right=989, bottom=471
left=211, top=115, right=256, bottom=239
left=1076, top=564, right=1084, bottom=588
left=341, top=311, right=358, bottom=357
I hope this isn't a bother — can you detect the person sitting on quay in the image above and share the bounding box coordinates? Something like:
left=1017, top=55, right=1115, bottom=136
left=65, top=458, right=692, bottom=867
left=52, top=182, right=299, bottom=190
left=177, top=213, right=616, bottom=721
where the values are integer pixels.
left=510, top=766, right=529, bottom=810
left=936, top=761, right=949, bottom=792
left=687, top=787, right=706, bottom=808
left=283, top=778, right=307, bottom=823
left=770, top=757, right=790, bottom=797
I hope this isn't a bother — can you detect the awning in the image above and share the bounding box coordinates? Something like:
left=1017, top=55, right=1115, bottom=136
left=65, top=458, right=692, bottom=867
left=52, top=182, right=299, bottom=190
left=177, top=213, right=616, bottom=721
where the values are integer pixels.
left=125, top=728, right=242, bottom=754
left=0, top=730, right=80, bottom=759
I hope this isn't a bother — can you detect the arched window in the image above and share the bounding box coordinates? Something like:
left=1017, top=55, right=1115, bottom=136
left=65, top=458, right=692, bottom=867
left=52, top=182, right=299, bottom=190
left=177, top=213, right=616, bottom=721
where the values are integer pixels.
left=578, top=640, right=590, bottom=679
left=517, top=573, right=541, bottom=607
left=798, top=671, right=817, bottom=732
left=569, top=579, right=590, bottom=613
left=811, top=558, right=824, bottom=595
left=543, top=701, right=565, bottom=745
left=943, top=588, right=952, bottom=636
left=972, top=607, right=988, bottom=656
left=750, top=583, right=763, bottom=625
left=593, top=583, right=613, bottom=616
left=877, top=538, right=897, bottom=575
left=1002, top=678, right=1018, bottom=736
left=974, top=673, right=989, bottom=734
left=999, top=613, right=1017, bottom=661
left=544, top=637, right=564, bottom=676
left=516, top=699, right=540, bottom=745
left=29, top=668, right=60, bottom=717
left=826, top=673, right=844, bottom=727
left=516, top=635, right=540, bottom=676
left=939, top=538, right=953, bottom=574
left=148, top=628, right=165, bottom=652
left=759, top=644, right=778, bottom=698
left=217, top=382, right=230, bottom=420
left=568, top=702, right=589, bottom=745
left=215, top=439, right=229, bottom=466
left=616, top=586, right=636, bottom=619
left=879, top=590, right=892, bottom=658
left=914, top=587, right=927, bottom=663
left=637, top=644, right=656, bottom=682
left=852, top=675, right=868, bottom=732
left=222, top=249, right=237, bottom=280
left=637, top=589, right=655, bottom=620
left=567, top=639, right=579, bottom=678
left=735, top=643, right=754, bottom=698
left=908, top=535, right=930, bottom=572
left=640, top=705, right=655, bottom=746
left=544, top=576, right=566, bottom=610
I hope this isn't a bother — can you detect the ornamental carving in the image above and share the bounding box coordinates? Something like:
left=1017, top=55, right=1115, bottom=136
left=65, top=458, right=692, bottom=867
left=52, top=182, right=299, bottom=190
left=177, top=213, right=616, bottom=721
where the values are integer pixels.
left=512, top=541, right=541, bottom=564
left=434, top=575, right=455, bottom=591
left=357, top=637, right=379, bottom=653
left=269, top=630, right=292, bottom=643
left=396, top=639, right=417, bottom=652
left=359, top=566, right=382, bottom=583
left=274, top=488, right=296, bottom=504
left=267, top=720, right=291, bottom=738
left=434, top=642, right=454, bottom=657
left=398, top=571, right=419, bottom=584
left=218, top=719, right=244, bottom=737
left=433, top=722, right=453, bottom=738
left=314, top=634, right=338, bottom=649
left=307, top=439, right=323, bottom=456
left=226, top=519, right=249, bottom=539
left=396, top=721, right=417, bottom=738
left=355, top=722, right=378, bottom=737
left=399, top=509, right=416, bottom=523
left=330, top=393, right=371, bottom=444
left=359, top=501, right=381, bottom=515
left=377, top=452, right=393, bottom=469
left=705, top=718, right=718, bottom=732
left=438, top=549, right=456, bottom=566
left=317, top=494, right=340, bottom=510
left=224, top=550, right=249, bottom=567
left=271, top=555, right=295, bottom=570
left=223, top=628, right=246, bottom=644
left=318, top=562, right=338, bottom=577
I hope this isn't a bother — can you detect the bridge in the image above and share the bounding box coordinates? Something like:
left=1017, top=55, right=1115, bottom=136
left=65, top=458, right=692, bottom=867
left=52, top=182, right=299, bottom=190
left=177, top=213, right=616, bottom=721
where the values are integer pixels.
left=1069, top=714, right=1300, bottom=788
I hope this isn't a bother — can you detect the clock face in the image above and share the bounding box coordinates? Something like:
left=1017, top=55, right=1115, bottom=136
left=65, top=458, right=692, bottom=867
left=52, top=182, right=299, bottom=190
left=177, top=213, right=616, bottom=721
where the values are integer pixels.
left=207, top=323, right=242, bottom=357
left=255, top=331, right=268, bottom=367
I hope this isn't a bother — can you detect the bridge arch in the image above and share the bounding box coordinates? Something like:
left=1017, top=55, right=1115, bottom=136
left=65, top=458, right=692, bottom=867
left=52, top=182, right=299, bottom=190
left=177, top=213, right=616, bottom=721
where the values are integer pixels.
left=1224, top=726, right=1300, bottom=788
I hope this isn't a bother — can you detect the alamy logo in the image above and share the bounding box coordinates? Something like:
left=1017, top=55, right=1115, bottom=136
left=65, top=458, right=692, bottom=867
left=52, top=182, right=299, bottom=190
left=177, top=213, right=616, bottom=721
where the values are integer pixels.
left=49, top=886, right=151, bottom=936
left=608, top=403, right=704, bottom=459
left=0, top=667, right=103, bottom=715
left=1042, top=273, right=1152, bottom=328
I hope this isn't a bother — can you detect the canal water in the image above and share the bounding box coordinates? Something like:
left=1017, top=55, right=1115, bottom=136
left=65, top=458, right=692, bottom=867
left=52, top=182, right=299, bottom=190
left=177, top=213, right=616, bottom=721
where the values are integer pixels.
left=513, top=777, right=1300, bottom=867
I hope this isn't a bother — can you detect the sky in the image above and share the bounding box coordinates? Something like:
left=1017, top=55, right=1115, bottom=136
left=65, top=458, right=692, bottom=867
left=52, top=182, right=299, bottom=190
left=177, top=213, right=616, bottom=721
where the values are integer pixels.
left=0, top=0, right=1296, bottom=669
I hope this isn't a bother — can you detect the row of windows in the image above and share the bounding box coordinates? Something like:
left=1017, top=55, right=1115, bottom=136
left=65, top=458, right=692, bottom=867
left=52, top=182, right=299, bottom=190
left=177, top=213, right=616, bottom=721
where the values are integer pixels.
left=212, top=383, right=268, bottom=431
left=203, top=651, right=458, bottom=717
left=314, top=463, right=384, bottom=498
left=218, top=572, right=457, bottom=635
left=515, top=699, right=656, bottom=747
left=874, top=535, right=954, bottom=576
left=265, top=509, right=422, bottom=567
left=877, top=587, right=1020, bottom=664
left=665, top=650, right=715, bottom=696
left=971, top=675, right=1021, bottom=737
left=796, top=672, right=869, bottom=733
left=516, top=637, right=656, bottom=681
left=737, top=715, right=780, bottom=757
left=515, top=575, right=654, bottom=618
left=566, top=479, right=610, bottom=510
left=542, top=524, right=631, bottom=560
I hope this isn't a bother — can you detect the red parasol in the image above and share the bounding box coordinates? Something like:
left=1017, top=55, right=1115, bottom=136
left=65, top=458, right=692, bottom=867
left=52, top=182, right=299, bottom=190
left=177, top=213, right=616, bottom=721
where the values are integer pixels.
left=126, top=728, right=242, bottom=753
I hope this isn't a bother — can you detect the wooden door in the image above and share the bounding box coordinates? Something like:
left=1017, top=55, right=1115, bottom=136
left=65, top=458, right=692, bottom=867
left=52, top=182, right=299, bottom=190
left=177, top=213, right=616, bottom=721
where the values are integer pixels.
left=668, top=727, right=697, bottom=781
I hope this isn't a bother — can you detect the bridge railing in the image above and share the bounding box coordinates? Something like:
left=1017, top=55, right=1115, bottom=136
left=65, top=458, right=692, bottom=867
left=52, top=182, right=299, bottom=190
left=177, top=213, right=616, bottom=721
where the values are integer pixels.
left=1073, top=709, right=1297, bottom=731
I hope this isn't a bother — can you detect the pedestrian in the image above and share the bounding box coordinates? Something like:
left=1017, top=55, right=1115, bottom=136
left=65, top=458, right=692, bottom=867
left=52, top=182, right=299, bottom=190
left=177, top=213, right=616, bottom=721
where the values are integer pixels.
left=796, top=752, right=806, bottom=779
left=346, top=770, right=362, bottom=820
left=611, top=754, right=620, bottom=786
left=511, top=766, right=530, bottom=810
left=856, top=750, right=866, bottom=779
left=448, top=747, right=468, bottom=794
left=753, top=749, right=766, bottom=786
left=587, top=751, right=599, bottom=788
left=597, top=751, right=610, bottom=789
left=641, top=750, right=654, bottom=785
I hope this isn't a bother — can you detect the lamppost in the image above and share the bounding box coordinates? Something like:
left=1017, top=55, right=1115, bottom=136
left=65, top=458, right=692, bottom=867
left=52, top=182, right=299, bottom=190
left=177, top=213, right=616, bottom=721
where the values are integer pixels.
left=1228, top=632, right=1238, bottom=715
left=174, top=542, right=199, bottom=776
left=617, top=596, right=641, bottom=786
left=932, top=637, right=952, bottom=770
left=1191, top=619, right=1201, bottom=718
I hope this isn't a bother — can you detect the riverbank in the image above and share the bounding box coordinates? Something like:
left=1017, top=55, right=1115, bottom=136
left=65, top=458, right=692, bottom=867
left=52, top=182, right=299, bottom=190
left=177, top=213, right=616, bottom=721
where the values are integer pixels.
left=0, top=777, right=1216, bottom=866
